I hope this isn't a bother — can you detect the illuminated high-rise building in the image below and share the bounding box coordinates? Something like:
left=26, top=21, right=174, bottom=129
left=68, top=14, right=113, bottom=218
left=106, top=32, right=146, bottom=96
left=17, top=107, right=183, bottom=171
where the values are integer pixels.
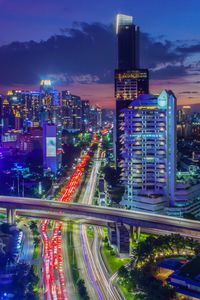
left=115, top=14, right=149, bottom=176
left=40, top=80, right=60, bottom=125
left=82, top=100, right=90, bottom=131
left=6, top=90, right=41, bottom=129
left=71, top=94, right=82, bottom=130
left=115, top=70, right=149, bottom=101
left=62, top=91, right=82, bottom=131
left=121, top=90, right=177, bottom=213
left=89, top=105, right=102, bottom=132
left=21, top=91, right=40, bottom=125
left=62, top=90, right=73, bottom=129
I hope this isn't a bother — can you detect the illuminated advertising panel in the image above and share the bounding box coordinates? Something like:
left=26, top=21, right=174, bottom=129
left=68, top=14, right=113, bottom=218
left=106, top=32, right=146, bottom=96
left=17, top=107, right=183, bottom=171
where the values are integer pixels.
left=40, top=80, right=51, bottom=86
left=46, top=137, right=56, bottom=157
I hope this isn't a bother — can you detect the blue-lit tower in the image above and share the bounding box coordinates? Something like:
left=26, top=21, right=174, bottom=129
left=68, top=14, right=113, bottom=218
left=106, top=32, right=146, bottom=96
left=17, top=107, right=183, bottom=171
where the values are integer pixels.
left=121, top=90, right=177, bottom=213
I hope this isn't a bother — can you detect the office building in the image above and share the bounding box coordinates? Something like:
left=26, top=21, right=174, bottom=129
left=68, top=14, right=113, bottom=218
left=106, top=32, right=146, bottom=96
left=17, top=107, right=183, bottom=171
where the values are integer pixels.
left=115, top=14, right=149, bottom=176
left=62, top=91, right=82, bottom=131
left=121, top=90, right=177, bottom=213
left=21, top=91, right=40, bottom=125
left=168, top=255, right=200, bottom=299
left=40, top=80, right=60, bottom=125
left=115, top=69, right=149, bottom=101
left=89, top=105, right=102, bottom=132
left=82, top=100, right=90, bottom=131
left=5, top=90, right=41, bottom=129
left=116, top=14, right=139, bottom=70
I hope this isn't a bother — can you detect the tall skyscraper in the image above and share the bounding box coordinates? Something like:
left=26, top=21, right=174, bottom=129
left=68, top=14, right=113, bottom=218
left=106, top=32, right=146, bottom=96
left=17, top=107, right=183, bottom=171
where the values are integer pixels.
left=116, top=14, right=139, bottom=69
left=62, top=91, right=82, bottom=131
left=115, top=14, right=149, bottom=176
left=1, top=97, right=12, bottom=131
left=82, top=100, right=90, bottom=131
left=121, top=90, right=177, bottom=213
left=40, top=80, right=60, bottom=125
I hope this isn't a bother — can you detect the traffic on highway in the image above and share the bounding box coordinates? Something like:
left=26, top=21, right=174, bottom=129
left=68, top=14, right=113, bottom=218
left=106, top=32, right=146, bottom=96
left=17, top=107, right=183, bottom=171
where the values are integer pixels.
left=40, top=134, right=98, bottom=300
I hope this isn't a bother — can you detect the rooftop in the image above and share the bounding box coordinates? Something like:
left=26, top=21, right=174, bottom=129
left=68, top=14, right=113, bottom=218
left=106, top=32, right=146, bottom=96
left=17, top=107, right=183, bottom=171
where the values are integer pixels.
left=179, top=255, right=200, bottom=281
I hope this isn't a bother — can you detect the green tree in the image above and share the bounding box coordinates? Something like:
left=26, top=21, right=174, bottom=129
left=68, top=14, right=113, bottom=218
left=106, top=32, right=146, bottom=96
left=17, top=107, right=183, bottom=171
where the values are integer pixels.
left=11, top=263, right=39, bottom=299
left=77, top=279, right=89, bottom=300
left=103, top=166, right=118, bottom=186
left=118, top=265, right=129, bottom=278
left=29, top=221, right=37, bottom=231
left=1, top=223, right=11, bottom=234
left=34, top=236, right=40, bottom=246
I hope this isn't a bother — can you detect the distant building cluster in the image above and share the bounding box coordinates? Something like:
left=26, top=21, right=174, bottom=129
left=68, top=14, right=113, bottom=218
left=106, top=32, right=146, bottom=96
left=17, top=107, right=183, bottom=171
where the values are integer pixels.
left=0, top=81, right=103, bottom=174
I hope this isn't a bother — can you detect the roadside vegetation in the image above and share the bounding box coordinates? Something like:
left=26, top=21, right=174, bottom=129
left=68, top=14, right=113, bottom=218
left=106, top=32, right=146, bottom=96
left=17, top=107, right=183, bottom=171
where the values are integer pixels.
left=29, top=221, right=40, bottom=260
left=132, top=234, right=200, bottom=268
left=102, top=165, right=125, bottom=205
left=0, top=223, right=39, bottom=299
left=102, top=236, right=130, bottom=273
left=0, top=263, right=39, bottom=299
left=86, top=226, right=94, bottom=239
left=28, top=220, right=40, bottom=296
left=0, top=214, right=5, bottom=220
left=117, top=234, right=200, bottom=300
left=67, top=224, right=89, bottom=300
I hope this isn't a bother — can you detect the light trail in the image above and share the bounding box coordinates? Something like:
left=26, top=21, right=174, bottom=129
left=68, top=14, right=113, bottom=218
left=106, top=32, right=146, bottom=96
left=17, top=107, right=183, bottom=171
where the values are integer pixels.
left=80, top=224, right=104, bottom=300
left=40, top=134, right=98, bottom=300
left=80, top=143, right=123, bottom=300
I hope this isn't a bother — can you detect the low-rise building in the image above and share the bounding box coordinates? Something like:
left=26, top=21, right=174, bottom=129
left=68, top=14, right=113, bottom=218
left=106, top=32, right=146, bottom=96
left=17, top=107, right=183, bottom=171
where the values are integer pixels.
left=168, top=255, right=200, bottom=299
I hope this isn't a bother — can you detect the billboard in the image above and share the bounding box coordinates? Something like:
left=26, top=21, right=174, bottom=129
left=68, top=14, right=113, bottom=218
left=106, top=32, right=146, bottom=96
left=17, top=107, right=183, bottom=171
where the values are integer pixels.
left=46, top=137, right=56, bottom=157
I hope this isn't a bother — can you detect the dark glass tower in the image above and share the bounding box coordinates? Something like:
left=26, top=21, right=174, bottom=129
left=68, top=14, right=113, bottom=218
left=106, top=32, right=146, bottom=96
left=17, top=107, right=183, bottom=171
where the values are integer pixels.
left=117, top=14, right=139, bottom=69
left=115, top=14, right=149, bottom=177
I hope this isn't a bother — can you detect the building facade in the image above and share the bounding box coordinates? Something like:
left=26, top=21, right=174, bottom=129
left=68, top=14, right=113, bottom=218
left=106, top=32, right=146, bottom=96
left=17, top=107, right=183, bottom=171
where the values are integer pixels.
left=115, top=14, right=149, bottom=176
left=62, top=90, right=82, bottom=131
left=121, top=90, right=177, bottom=213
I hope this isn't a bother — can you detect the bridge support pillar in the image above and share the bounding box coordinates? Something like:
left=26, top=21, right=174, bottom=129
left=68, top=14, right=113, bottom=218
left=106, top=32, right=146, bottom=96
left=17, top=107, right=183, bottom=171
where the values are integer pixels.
left=108, top=223, right=117, bottom=246
left=116, top=223, right=130, bottom=256
left=129, top=225, right=135, bottom=244
left=136, top=226, right=141, bottom=243
left=11, top=209, right=16, bottom=224
left=7, top=209, right=16, bottom=225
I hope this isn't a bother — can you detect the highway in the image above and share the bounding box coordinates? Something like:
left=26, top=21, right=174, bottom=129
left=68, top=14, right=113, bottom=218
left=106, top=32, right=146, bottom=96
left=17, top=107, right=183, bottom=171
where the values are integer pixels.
left=18, top=222, right=34, bottom=264
left=79, top=144, right=123, bottom=300
left=79, top=145, right=105, bottom=299
left=1, top=197, right=200, bottom=237
left=62, top=224, right=77, bottom=300
left=73, top=224, right=99, bottom=300
left=68, top=140, right=103, bottom=300
left=39, top=134, right=98, bottom=300
left=92, top=227, right=123, bottom=300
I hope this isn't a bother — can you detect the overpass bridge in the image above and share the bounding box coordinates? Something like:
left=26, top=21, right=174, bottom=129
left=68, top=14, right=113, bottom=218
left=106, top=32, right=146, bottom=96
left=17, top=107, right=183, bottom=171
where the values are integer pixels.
left=0, top=195, right=200, bottom=239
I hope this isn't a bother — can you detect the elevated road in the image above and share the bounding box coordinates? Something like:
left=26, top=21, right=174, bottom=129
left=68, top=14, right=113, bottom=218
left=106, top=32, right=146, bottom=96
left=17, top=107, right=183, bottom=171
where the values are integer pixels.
left=0, top=196, right=200, bottom=237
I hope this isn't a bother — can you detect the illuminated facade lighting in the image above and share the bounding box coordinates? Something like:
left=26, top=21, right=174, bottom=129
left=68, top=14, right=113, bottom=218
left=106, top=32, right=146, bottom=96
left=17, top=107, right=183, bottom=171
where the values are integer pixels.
left=115, top=13, right=149, bottom=176
left=116, top=14, right=133, bottom=34
left=121, top=90, right=177, bottom=213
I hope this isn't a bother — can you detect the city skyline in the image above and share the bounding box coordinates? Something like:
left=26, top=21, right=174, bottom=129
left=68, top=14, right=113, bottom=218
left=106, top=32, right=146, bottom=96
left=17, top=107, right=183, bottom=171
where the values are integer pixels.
left=1, top=1, right=200, bottom=108
left=1, top=3, right=200, bottom=299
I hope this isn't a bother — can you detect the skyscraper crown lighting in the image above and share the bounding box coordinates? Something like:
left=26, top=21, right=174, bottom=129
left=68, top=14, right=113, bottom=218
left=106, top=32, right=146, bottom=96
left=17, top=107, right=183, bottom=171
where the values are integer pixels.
left=116, top=14, right=133, bottom=33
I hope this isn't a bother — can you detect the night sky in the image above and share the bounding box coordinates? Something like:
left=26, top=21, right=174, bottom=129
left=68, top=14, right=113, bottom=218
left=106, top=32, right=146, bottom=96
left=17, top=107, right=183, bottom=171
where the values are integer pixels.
left=1, top=0, right=200, bottom=108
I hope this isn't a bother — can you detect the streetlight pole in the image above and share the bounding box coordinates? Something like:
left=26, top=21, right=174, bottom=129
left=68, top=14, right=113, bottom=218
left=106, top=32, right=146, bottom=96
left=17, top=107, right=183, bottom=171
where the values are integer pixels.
left=17, top=172, right=20, bottom=196
left=22, top=178, right=24, bottom=197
